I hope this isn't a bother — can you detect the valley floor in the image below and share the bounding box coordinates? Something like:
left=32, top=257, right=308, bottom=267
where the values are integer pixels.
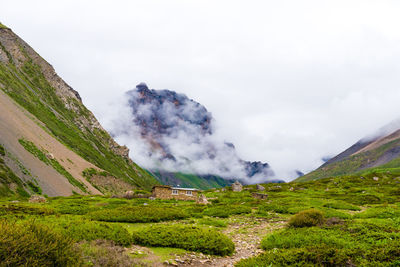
left=1, top=169, right=400, bottom=266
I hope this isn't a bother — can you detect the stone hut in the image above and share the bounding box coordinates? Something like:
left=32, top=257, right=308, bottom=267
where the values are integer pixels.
left=152, top=185, right=199, bottom=200
left=232, top=181, right=243, bottom=192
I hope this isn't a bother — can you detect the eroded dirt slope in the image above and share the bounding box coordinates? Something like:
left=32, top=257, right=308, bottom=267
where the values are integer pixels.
left=0, top=89, right=101, bottom=196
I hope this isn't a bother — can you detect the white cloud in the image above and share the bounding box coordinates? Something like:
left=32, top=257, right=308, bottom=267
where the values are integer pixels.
left=2, top=0, right=400, bottom=181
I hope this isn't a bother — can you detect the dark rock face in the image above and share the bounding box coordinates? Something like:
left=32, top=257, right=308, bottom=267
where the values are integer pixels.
left=121, top=83, right=274, bottom=183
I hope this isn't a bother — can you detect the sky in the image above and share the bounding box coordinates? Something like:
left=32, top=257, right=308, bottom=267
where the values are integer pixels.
left=2, top=0, right=400, bottom=181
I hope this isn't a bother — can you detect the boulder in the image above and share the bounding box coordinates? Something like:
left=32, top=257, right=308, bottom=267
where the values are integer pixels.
left=232, top=181, right=243, bottom=192
left=196, top=194, right=209, bottom=205
left=252, top=192, right=268, bottom=199
left=123, top=190, right=135, bottom=199
left=28, top=195, right=47, bottom=203
left=256, top=184, right=265, bottom=191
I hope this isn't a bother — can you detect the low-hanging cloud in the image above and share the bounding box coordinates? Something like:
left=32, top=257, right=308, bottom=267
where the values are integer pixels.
left=108, top=83, right=274, bottom=184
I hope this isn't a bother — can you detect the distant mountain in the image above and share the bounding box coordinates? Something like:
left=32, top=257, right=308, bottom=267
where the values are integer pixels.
left=0, top=24, right=157, bottom=197
left=110, top=83, right=275, bottom=187
left=297, top=119, right=400, bottom=182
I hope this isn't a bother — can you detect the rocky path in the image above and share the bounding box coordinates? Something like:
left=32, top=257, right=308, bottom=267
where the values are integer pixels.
left=174, top=217, right=286, bottom=267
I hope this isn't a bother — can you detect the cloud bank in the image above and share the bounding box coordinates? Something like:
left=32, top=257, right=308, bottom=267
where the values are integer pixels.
left=3, top=1, right=400, bottom=180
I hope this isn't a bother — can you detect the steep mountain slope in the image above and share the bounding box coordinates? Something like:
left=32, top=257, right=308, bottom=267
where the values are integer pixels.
left=297, top=121, right=400, bottom=182
left=0, top=24, right=157, bottom=196
left=110, top=83, right=274, bottom=187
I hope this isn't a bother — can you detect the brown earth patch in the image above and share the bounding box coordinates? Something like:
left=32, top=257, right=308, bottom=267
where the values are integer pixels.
left=0, top=89, right=101, bottom=196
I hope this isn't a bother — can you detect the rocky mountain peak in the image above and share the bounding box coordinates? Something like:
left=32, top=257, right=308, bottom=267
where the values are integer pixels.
left=112, top=83, right=275, bottom=183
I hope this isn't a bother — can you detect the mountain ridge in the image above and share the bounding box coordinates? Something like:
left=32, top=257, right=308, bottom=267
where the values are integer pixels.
left=297, top=121, right=400, bottom=182
left=110, top=83, right=275, bottom=187
left=0, top=25, right=158, bottom=196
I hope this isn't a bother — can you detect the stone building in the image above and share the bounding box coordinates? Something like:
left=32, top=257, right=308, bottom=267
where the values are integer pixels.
left=232, top=181, right=243, bottom=192
left=152, top=185, right=199, bottom=200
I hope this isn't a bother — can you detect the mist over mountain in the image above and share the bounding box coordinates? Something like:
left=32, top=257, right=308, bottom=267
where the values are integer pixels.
left=297, top=118, right=400, bottom=182
left=110, top=83, right=275, bottom=184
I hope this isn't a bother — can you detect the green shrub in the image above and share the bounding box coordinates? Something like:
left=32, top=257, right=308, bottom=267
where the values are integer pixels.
left=0, top=204, right=55, bottom=216
left=54, top=220, right=132, bottom=247
left=354, top=206, right=400, bottom=219
left=52, top=199, right=93, bottom=215
left=0, top=220, right=83, bottom=266
left=258, top=203, right=290, bottom=214
left=184, top=205, right=207, bottom=218
left=236, top=246, right=358, bottom=267
left=323, top=201, right=361, bottom=211
left=131, top=225, right=234, bottom=256
left=288, top=209, right=324, bottom=228
left=89, top=206, right=189, bottom=223
left=261, top=227, right=351, bottom=250
left=198, top=217, right=227, bottom=228
left=203, top=205, right=251, bottom=218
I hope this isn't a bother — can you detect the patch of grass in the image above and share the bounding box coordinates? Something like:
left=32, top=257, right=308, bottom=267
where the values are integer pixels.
left=89, top=206, right=189, bottom=223
left=198, top=217, right=228, bottom=228
left=27, top=180, right=42, bottom=194
left=0, top=148, right=29, bottom=197
left=203, top=205, right=252, bottom=218
left=354, top=205, right=400, bottom=219
left=0, top=204, right=55, bottom=216
left=18, top=139, right=87, bottom=193
left=132, top=224, right=234, bottom=256
left=323, top=201, right=361, bottom=211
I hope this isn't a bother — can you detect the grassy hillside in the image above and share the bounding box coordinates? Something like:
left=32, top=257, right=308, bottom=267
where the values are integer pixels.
left=0, top=26, right=157, bottom=192
left=152, top=171, right=233, bottom=189
left=0, top=144, right=30, bottom=197
left=1, top=169, right=400, bottom=266
left=297, top=136, right=400, bottom=182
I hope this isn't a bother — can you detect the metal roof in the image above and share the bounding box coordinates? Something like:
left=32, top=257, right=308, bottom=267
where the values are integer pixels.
left=171, top=187, right=199, bottom=191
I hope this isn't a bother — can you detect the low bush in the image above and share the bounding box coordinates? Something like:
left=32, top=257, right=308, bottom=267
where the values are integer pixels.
left=354, top=206, right=400, bottom=219
left=131, top=225, right=234, bottom=256
left=0, top=220, right=83, bottom=266
left=89, top=206, right=189, bottom=223
left=198, top=217, right=227, bottom=228
left=203, top=205, right=251, bottom=218
left=0, top=204, right=55, bottom=216
left=288, top=209, right=324, bottom=228
left=54, top=220, right=132, bottom=247
left=323, top=201, right=361, bottom=211
left=52, top=199, right=93, bottom=215
left=236, top=246, right=359, bottom=267
left=257, top=203, right=290, bottom=214
left=261, top=227, right=351, bottom=250
left=184, top=205, right=207, bottom=218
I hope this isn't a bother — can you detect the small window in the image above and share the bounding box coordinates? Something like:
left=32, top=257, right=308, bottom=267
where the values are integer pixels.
left=186, top=190, right=192, bottom=196
left=172, top=189, right=178, bottom=195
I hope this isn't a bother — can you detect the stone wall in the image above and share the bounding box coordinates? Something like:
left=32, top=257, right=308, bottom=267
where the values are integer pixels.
left=153, top=186, right=198, bottom=200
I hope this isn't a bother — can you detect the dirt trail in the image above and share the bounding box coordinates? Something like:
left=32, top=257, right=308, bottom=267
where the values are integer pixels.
left=0, top=89, right=101, bottom=196
left=125, top=217, right=285, bottom=267
left=177, top=218, right=285, bottom=267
